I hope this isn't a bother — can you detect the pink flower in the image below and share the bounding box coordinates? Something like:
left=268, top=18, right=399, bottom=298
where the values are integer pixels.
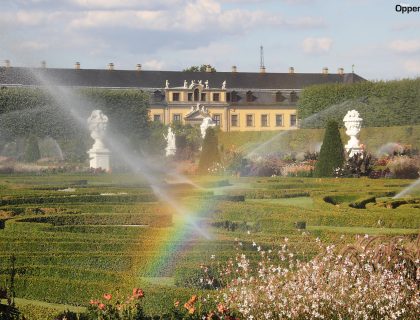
left=103, top=293, right=112, bottom=301
left=98, top=303, right=105, bottom=310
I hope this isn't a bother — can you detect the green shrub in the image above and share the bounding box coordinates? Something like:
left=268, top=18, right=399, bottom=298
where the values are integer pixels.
left=314, top=120, right=345, bottom=177
left=198, top=128, right=220, bottom=174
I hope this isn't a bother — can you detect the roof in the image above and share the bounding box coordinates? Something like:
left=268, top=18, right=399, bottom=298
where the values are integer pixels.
left=0, top=67, right=366, bottom=90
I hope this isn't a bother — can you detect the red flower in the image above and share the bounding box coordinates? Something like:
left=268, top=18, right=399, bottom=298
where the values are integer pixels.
left=132, top=288, right=144, bottom=299
left=98, top=303, right=105, bottom=310
left=103, top=293, right=112, bottom=301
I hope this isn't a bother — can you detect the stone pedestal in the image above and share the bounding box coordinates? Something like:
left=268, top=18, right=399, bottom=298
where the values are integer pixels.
left=88, top=148, right=111, bottom=171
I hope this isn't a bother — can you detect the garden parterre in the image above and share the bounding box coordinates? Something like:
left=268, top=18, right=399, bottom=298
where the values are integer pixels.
left=0, top=173, right=419, bottom=318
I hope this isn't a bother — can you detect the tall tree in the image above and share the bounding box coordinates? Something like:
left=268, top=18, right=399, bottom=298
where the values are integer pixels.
left=314, top=120, right=345, bottom=177
left=24, top=134, right=41, bottom=163
left=183, top=64, right=216, bottom=72
left=198, top=127, right=220, bottom=174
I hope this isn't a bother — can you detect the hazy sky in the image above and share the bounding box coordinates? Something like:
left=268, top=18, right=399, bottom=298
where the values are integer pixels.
left=1, top=0, right=420, bottom=80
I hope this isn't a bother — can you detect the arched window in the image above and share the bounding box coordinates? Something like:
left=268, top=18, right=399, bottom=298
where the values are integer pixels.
left=194, top=88, right=200, bottom=101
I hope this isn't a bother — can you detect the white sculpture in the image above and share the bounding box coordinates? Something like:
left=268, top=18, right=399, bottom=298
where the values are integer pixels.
left=165, top=80, right=169, bottom=89
left=164, top=127, right=176, bottom=156
left=87, top=110, right=111, bottom=171
left=205, top=80, right=209, bottom=89
left=184, top=80, right=188, bottom=88
left=189, top=80, right=195, bottom=88
left=222, top=80, right=226, bottom=89
left=200, top=116, right=216, bottom=139
left=343, top=110, right=363, bottom=156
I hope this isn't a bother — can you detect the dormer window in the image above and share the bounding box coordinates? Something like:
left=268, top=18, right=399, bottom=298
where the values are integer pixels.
left=290, top=91, right=298, bottom=103
left=231, top=91, right=238, bottom=102
left=173, top=92, right=180, bottom=101
left=246, top=91, right=253, bottom=102
left=213, top=93, right=220, bottom=102
left=275, top=91, right=285, bottom=103
left=153, top=90, right=162, bottom=102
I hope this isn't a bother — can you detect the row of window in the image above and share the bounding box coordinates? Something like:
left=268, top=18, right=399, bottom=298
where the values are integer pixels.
left=232, top=114, right=297, bottom=127
left=172, top=91, right=220, bottom=102
left=171, top=91, right=298, bottom=103
left=153, top=114, right=297, bottom=127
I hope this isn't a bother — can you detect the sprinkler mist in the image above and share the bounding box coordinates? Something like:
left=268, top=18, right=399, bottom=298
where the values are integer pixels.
left=25, top=68, right=212, bottom=241
left=393, top=178, right=420, bottom=199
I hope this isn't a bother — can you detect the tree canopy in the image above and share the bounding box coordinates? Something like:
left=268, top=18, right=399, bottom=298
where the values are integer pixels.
left=183, top=64, right=216, bottom=72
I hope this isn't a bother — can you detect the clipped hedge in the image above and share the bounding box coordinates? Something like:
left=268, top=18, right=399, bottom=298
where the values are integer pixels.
left=15, top=212, right=172, bottom=227
left=298, top=78, right=420, bottom=128
left=0, top=193, right=157, bottom=205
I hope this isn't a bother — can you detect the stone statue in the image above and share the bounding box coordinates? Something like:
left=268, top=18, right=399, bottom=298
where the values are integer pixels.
left=200, top=116, right=216, bottom=139
left=222, top=80, right=226, bottom=89
left=205, top=80, right=209, bottom=89
left=87, top=110, right=111, bottom=171
left=343, top=109, right=363, bottom=157
left=184, top=80, right=188, bottom=88
left=198, top=80, right=202, bottom=85
left=165, top=80, right=169, bottom=89
left=189, top=80, right=195, bottom=88
left=164, top=127, right=176, bottom=156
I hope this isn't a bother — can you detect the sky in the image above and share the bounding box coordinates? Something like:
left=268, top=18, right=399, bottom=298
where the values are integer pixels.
left=0, top=0, right=420, bottom=80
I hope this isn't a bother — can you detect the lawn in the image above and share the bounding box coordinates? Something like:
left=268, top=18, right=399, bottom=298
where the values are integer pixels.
left=0, top=173, right=419, bottom=319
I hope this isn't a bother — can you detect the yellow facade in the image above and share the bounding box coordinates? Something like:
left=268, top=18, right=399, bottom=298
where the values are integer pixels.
left=149, top=84, right=298, bottom=132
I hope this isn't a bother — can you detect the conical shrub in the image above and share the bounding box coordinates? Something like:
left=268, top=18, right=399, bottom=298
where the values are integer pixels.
left=314, top=120, right=345, bottom=177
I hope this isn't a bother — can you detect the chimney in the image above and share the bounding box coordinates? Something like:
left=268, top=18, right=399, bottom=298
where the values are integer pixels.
left=289, top=67, right=294, bottom=74
left=322, top=67, right=328, bottom=75
left=41, top=60, right=47, bottom=68
left=260, top=66, right=266, bottom=74
left=4, top=60, right=10, bottom=68
left=107, top=63, right=114, bottom=70
left=338, top=67, right=344, bottom=75
left=136, top=64, right=142, bottom=71
left=231, top=65, right=237, bottom=73
left=74, top=62, right=81, bottom=70
left=205, top=65, right=212, bottom=73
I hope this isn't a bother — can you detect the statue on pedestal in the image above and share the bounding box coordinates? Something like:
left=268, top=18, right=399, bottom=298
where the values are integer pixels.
left=164, top=127, right=176, bottom=157
left=343, top=110, right=363, bottom=157
left=87, top=110, right=111, bottom=171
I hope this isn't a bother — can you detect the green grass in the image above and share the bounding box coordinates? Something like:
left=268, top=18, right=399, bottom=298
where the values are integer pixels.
left=247, top=197, right=314, bottom=209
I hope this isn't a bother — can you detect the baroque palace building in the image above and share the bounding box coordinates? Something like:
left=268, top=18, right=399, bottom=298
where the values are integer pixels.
left=0, top=62, right=365, bottom=132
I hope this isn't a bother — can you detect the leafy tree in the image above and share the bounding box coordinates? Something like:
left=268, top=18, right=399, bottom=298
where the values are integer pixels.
left=24, top=135, right=41, bottom=163
left=183, top=64, right=216, bottom=72
left=198, top=127, right=220, bottom=173
left=314, top=120, right=345, bottom=177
